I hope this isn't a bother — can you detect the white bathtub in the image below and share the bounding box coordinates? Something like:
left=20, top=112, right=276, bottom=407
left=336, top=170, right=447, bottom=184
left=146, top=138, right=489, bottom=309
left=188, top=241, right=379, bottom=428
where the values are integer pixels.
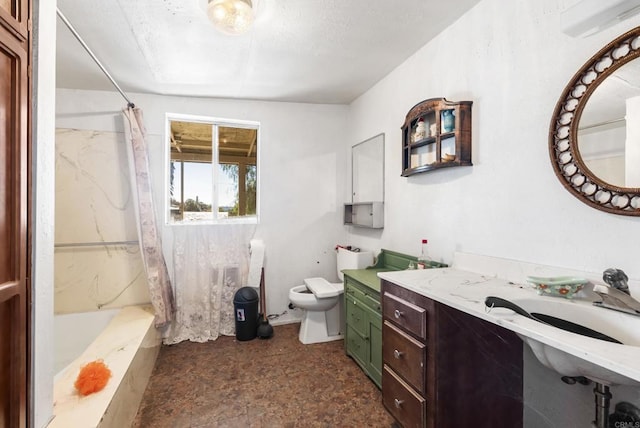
left=50, top=306, right=161, bottom=428
left=54, top=309, right=120, bottom=376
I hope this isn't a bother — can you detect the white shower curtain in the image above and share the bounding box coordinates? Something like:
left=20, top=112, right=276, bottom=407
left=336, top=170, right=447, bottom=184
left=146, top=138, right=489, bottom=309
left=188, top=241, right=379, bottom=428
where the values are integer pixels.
left=164, top=224, right=256, bottom=344
left=123, top=106, right=175, bottom=327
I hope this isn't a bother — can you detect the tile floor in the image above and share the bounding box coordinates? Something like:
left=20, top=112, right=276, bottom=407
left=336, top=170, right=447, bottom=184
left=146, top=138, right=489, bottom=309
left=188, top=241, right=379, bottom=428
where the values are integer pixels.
left=133, top=323, right=395, bottom=427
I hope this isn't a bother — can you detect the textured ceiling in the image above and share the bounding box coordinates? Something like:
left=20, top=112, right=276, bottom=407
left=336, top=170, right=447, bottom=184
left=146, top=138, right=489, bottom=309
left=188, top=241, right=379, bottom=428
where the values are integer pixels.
left=56, top=0, right=481, bottom=104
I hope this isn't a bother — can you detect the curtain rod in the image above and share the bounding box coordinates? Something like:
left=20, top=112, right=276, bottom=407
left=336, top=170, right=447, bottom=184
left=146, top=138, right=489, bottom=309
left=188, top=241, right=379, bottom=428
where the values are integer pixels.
left=56, top=8, right=135, bottom=108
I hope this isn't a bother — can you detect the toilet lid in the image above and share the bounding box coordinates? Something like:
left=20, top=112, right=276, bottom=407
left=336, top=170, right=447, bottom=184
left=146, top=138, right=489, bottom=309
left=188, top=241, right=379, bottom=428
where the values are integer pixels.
left=304, top=277, right=342, bottom=298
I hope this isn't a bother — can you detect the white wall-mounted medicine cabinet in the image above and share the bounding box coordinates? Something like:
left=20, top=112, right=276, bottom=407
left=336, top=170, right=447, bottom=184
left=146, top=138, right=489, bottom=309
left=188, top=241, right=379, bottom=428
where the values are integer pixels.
left=344, top=202, right=384, bottom=229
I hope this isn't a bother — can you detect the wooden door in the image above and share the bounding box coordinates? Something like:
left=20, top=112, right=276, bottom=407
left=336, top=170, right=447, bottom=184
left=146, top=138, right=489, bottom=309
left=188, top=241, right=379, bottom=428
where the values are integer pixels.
left=0, top=0, right=30, bottom=427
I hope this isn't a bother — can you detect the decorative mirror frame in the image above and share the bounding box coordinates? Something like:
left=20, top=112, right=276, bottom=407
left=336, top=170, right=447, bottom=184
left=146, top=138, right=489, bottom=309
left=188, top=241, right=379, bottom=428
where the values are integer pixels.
left=549, top=26, right=640, bottom=216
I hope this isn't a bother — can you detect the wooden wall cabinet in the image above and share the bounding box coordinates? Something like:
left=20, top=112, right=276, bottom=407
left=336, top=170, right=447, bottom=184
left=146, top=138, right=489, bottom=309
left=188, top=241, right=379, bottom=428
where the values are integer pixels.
left=381, top=280, right=523, bottom=428
left=401, top=98, right=472, bottom=177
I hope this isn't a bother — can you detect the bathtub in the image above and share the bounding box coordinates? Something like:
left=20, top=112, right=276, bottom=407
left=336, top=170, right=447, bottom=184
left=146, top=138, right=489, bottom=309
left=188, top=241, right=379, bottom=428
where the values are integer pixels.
left=49, top=306, right=161, bottom=428
left=54, top=309, right=120, bottom=376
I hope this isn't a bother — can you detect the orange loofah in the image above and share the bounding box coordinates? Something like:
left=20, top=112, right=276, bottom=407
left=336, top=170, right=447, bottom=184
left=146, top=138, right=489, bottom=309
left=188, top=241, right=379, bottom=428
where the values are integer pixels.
left=74, top=360, right=112, bottom=396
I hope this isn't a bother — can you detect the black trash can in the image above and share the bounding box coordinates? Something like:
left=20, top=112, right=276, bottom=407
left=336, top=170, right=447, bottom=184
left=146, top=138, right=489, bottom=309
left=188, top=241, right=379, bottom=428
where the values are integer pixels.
left=233, top=287, right=259, bottom=341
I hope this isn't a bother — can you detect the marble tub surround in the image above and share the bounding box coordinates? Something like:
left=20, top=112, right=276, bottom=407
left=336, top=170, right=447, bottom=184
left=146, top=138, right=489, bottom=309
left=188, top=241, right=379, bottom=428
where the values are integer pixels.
left=377, top=253, right=640, bottom=386
left=55, top=247, right=150, bottom=313
left=49, top=305, right=160, bottom=428
left=55, top=128, right=149, bottom=313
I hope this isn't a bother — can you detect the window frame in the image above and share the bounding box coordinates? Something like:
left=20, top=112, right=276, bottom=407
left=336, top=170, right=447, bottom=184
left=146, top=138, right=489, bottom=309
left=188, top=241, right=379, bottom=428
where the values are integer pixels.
left=164, top=112, right=260, bottom=225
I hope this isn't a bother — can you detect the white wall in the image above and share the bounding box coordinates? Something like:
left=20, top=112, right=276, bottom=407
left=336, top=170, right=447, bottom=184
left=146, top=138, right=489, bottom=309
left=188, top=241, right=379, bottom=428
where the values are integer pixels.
left=55, top=89, right=349, bottom=320
left=346, top=0, right=640, bottom=277
left=345, top=0, right=640, bottom=426
left=33, top=0, right=57, bottom=426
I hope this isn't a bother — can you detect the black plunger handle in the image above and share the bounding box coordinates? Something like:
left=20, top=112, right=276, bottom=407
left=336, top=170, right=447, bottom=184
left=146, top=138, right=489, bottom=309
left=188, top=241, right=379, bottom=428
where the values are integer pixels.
left=484, top=296, right=539, bottom=322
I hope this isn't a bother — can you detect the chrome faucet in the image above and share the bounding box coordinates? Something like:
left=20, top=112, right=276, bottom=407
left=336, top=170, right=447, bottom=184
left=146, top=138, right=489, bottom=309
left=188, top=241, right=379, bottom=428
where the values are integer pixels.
left=602, top=268, right=630, bottom=295
left=592, top=268, right=640, bottom=316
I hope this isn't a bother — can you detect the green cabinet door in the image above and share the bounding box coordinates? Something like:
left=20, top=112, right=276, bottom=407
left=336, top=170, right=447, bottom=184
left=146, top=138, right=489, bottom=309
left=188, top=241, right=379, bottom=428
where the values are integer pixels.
left=346, top=293, right=367, bottom=335
left=345, top=280, right=382, bottom=388
left=367, top=310, right=383, bottom=386
left=345, top=296, right=368, bottom=369
left=346, top=324, right=368, bottom=369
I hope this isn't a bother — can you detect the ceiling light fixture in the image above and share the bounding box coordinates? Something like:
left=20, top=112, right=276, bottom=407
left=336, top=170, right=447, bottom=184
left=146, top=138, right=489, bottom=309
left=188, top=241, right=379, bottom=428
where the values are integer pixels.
left=207, top=0, right=255, bottom=36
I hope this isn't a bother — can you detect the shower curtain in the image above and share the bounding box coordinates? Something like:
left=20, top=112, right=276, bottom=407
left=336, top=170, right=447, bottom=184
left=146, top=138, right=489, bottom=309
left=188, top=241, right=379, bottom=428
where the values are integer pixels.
left=123, top=106, right=175, bottom=327
left=164, top=224, right=256, bottom=344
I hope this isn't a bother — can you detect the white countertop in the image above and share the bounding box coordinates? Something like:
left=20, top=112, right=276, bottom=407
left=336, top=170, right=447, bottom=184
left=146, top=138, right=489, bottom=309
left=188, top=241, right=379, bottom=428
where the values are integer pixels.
left=378, top=267, right=640, bottom=384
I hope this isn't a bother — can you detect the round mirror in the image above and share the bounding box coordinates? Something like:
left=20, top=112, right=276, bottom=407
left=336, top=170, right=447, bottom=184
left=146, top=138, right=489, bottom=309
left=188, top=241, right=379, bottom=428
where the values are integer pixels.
left=549, top=26, right=640, bottom=215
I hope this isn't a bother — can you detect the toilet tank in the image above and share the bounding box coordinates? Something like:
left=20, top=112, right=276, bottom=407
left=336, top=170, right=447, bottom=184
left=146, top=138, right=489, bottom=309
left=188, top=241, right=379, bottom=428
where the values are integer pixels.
left=337, top=248, right=373, bottom=281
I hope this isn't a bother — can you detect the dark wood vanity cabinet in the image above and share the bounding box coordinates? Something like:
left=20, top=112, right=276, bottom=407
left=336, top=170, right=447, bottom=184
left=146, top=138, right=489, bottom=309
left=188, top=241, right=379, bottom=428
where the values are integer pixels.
left=381, top=280, right=523, bottom=428
left=401, top=98, right=472, bottom=177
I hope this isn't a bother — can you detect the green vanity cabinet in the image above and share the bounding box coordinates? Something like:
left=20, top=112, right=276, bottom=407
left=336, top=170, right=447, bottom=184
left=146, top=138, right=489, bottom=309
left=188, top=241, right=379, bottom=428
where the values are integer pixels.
left=343, top=249, right=447, bottom=389
left=344, top=274, right=383, bottom=387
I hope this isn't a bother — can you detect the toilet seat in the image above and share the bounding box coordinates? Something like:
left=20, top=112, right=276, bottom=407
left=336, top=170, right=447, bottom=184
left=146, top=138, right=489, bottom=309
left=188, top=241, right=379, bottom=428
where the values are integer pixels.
left=304, top=277, right=342, bottom=298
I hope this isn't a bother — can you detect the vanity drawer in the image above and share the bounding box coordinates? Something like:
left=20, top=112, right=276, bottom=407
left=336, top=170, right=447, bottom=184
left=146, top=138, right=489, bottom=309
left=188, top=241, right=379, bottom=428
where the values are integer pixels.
left=383, top=321, right=426, bottom=395
left=383, top=292, right=427, bottom=340
left=345, top=281, right=381, bottom=314
left=382, top=365, right=426, bottom=428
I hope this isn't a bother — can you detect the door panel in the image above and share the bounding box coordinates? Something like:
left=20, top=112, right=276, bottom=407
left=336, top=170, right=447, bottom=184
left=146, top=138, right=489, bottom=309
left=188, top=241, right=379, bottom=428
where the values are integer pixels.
left=0, top=293, right=23, bottom=428
left=0, top=48, right=13, bottom=285
left=0, top=7, right=29, bottom=427
left=368, top=310, right=383, bottom=385
left=0, top=0, right=27, bottom=40
left=346, top=325, right=367, bottom=369
left=346, top=296, right=366, bottom=335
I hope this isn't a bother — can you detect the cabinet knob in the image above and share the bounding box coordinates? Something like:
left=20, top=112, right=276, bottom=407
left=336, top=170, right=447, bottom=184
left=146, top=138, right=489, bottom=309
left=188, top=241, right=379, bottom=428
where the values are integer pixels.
left=393, top=349, right=403, bottom=359
left=353, top=300, right=357, bottom=305
left=394, top=309, right=403, bottom=319
left=394, top=398, right=404, bottom=409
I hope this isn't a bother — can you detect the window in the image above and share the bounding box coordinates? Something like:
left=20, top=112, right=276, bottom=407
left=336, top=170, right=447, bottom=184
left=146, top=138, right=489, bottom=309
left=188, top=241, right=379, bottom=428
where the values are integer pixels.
left=166, top=114, right=259, bottom=224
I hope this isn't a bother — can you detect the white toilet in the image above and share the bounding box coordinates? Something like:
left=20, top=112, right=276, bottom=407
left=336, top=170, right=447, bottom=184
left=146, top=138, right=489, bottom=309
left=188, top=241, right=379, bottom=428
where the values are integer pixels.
left=289, top=248, right=373, bottom=344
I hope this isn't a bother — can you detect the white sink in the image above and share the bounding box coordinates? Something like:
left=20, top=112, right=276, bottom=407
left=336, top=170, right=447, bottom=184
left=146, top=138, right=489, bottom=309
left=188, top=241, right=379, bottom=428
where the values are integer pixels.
left=510, top=296, right=640, bottom=386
